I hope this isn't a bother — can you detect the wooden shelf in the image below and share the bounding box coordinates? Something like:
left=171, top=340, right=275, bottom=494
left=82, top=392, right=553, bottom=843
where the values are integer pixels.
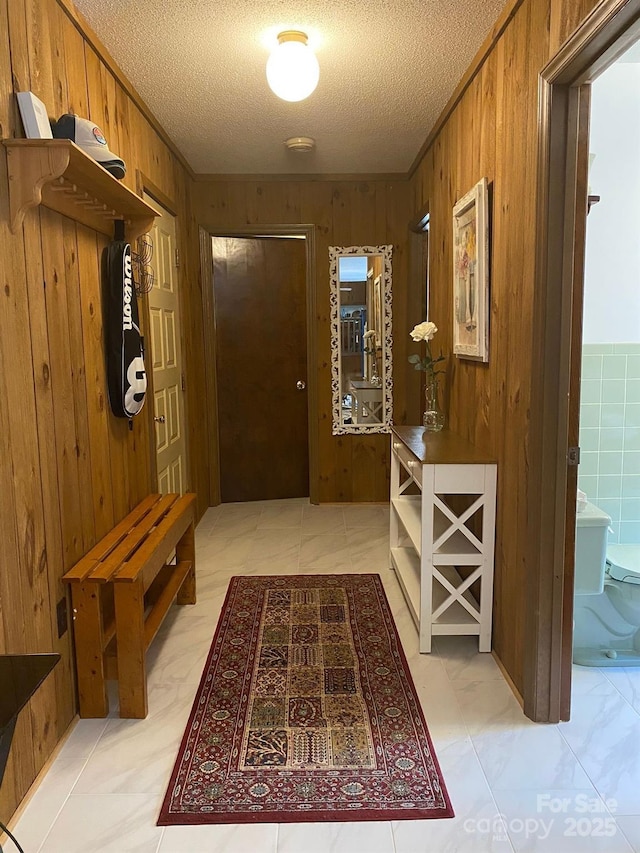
left=2, top=139, right=160, bottom=240
left=390, top=547, right=420, bottom=628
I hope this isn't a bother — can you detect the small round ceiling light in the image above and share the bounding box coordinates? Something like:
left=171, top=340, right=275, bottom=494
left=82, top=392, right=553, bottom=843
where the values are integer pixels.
left=267, top=31, right=319, bottom=102
left=285, top=136, right=315, bottom=152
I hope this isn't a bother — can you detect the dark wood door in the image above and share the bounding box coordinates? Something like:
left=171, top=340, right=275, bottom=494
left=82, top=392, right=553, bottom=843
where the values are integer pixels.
left=213, top=236, right=309, bottom=501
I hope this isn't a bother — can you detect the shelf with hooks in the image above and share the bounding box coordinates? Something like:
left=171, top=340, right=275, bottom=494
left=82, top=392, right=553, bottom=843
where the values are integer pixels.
left=2, top=139, right=160, bottom=240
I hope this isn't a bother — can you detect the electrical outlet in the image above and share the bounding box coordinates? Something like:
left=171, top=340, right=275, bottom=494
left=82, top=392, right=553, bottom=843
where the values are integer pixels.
left=57, top=597, right=68, bottom=638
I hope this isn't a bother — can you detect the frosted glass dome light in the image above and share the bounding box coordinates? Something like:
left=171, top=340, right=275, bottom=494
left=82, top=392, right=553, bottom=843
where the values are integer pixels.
left=266, top=31, right=319, bottom=102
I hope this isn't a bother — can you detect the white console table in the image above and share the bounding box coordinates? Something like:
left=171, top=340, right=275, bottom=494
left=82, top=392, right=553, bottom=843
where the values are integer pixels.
left=349, top=379, right=383, bottom=423
left=390, top=426, right=497, bottom=653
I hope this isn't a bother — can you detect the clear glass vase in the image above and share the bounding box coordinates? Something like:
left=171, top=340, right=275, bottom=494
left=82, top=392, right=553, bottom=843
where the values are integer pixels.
left=423, top=375, right=445, bottom=432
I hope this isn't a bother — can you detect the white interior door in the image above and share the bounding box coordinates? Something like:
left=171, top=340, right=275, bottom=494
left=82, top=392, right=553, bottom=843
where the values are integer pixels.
left=145, top=196, right=187, bottom=495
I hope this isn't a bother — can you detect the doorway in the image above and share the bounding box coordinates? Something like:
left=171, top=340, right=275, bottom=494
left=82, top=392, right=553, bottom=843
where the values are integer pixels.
left=528, top=0, right=640, bottom=722
left=144, top=195, right=188, bottom=495
left=208, top=231, right=315, bottom=503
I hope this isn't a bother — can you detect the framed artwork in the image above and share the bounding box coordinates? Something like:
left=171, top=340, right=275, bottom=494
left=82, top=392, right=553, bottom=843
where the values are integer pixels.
left=452, top=177, right=489, bottom=362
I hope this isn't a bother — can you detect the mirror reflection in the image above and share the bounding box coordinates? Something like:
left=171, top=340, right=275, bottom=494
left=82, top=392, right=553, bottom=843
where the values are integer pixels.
left=330, top=245, right=393, bottom=434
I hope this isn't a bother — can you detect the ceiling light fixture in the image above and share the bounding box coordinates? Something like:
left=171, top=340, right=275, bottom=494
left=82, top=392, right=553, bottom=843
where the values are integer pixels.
left=284, top=136, right=315, bottom=152
left=266, top=31, right=319, bottom=102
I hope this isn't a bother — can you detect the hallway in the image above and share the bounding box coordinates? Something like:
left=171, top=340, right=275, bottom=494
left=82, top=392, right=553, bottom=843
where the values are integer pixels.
left=13, top=501, right=640, bottom=852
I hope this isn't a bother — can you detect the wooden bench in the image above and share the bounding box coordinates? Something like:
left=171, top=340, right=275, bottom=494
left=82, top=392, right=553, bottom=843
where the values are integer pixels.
left=63, top=493, right=196, bottom=719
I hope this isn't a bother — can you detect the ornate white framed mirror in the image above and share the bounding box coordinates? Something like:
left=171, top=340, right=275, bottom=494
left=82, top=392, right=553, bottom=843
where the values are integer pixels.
left=329, top=245, right=393, bottom=435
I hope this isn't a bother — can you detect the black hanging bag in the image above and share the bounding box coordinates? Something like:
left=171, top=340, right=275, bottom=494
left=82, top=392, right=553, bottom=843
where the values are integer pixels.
left=103, top=240, right=147, bottom=419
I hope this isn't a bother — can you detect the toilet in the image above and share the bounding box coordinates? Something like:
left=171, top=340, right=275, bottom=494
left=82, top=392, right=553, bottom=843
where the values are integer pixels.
left=573, top=500, right=640, bottom=666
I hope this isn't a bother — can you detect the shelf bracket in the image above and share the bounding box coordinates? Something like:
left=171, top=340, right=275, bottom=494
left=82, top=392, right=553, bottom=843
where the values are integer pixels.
left=5, top=143, right=71, bottom=233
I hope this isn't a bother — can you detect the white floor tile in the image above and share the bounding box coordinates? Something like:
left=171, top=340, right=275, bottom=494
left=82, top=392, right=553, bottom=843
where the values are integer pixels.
left=617, top=816, right=640, bottom=852
left=37, top=793, right=164, bottom=852
left=472, top=724, right=592, bottom=791
left=159, top=822, right=278, bottom=853
left=277, top=821, right=394, bottom=853
left=392, top=739, right=514, bottom=851
left=301, top=504, right=346, bottom=534
left=559, top=691, right=640, bottom=814
left=601, top=668, right=640, bottom=713
left=299, top=533, right=352, bottom=568
left=492, top=788, right=633, bottom=852
left=343, top=503, right=389, bottom=528
left=257, top=502, right=304, bottom=528
left=12, top=755, right=87, bottom=853
left=246, top=529, right=301, bottom=567
left=451, top=679, right=530, bottom=734
left=434, top=635, right=506, bottom=681
left=13, top=498, right=640, bottom=853
left=571, top=665, right=616, bottom=697
left=72, top=683, right=192, bottom=795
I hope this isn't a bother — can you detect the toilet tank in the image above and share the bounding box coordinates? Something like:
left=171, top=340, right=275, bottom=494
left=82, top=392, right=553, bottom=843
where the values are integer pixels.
left=575, top=501, right=611, bottom=595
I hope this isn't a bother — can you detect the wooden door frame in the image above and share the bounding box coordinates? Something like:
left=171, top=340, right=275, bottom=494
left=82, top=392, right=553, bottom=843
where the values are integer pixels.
left=200, top=224, right=319, bottom=505
left=526, top=0, right=640, bottom=722
left=136, top=173, right=192, bottom=494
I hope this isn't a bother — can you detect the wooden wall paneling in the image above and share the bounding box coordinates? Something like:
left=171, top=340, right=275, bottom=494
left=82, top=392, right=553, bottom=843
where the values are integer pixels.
left=61, top=10, right=89, bottom=118
left=503, top=0, right=535, bottom=686
left=407, top=0, right=573, bottom=699
left=24, top=0, right=57, bottom=113
left=0, top=201, right=55, bottom=807
left=116, top=84, right=136, bottom=191
left=84, top=44, right=116, bottom=153
left=330, top=184, right=356, bottom=501
left=196, top=179, right=232, bottom=226
left=61, top=217, right=96, bottom=549
left=253, top=181, right=302, bottom=224
left=387, top=181, right=411, bottom=431
left=348, top=181, right=387, bottom=500
left=550, top=0, right=599, bottom=52
left=473, top=50, right=498, bottom=453
left=23, top=209, right=77, bottom=734
left=0, top=348, right=25, bottom=818
left=191, top=177, right=410, bottom=503
left=0, top=0, right=203, bottom=823
left=484, top=0, right=530, bottom=686
left=300, top=182, right=334, bottom=502
left=76, top=225, right=116, bottom=539
left=199, top=224, right=219, bottom=507
left=40, top=209, right=89, bottom=566
left=6, top=0, right=28, bottom=96
left=68, top=19, right=128, bottom=529
left=173, top=172, right=201, bottom=507
left=0, top=0, right=27, bottom=818
left=348, top=181, right=382, bottom=500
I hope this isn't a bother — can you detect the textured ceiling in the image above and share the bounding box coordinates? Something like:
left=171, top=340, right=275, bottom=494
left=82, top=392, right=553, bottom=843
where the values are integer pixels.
left=73, top=0, right=508, bottom=175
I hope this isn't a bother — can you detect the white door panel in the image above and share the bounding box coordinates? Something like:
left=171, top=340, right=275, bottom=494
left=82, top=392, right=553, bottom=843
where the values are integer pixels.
left=145, top=196, right=187, bottom=495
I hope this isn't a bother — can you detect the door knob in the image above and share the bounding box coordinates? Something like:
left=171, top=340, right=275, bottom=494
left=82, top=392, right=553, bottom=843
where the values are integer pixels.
left=154, top=415, right=166, bottom=423
left=296, top=380, right=306, bottom=390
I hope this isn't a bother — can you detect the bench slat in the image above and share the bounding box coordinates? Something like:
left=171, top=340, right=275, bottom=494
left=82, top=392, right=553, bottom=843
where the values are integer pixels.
left=92, top=494, right=180, bottom=583
left=143, top=560, right=192, bottom=649
left=114, top=494, right=196, bottom=584
left=63, top=494, right=163, bottom=583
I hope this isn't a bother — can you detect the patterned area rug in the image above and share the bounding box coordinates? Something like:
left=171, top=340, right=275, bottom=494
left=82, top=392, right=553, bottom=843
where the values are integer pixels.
left=158, top=574, right=453, bottom=824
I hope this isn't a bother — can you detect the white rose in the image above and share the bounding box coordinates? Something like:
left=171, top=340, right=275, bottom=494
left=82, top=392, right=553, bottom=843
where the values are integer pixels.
left=410, top=321, right=438, bottom=342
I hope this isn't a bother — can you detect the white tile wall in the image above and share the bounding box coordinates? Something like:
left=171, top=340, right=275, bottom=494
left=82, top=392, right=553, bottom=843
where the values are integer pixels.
left=580, top=344, right=640, bottom=542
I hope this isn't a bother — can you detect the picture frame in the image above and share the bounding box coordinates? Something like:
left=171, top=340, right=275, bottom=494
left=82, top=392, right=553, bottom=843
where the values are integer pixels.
left=452, top=177, right=489, bottom=362
left=16, top=91, right=53, bottom=139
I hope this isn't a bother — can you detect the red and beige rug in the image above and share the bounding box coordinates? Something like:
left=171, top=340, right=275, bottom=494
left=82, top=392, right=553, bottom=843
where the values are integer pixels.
left=158, top=574, right=453, bottom=824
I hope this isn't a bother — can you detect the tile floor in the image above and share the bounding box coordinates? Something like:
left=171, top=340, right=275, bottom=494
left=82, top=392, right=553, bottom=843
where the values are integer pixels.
left=12, top=499, right=640, bottom=852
